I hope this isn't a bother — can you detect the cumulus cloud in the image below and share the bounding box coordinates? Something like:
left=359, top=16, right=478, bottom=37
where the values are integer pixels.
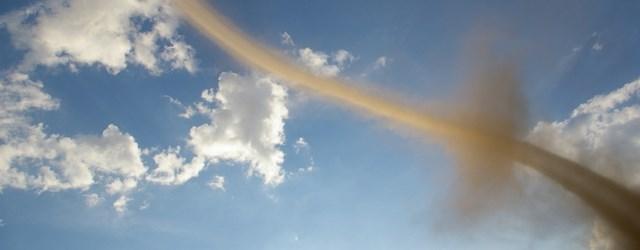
left=187, top=72, right=289, bottom=185
left=84, top=193, right=102, bottom=207
left=151, top=34, right=351, bottom=187
left=155, top=42, right=352, bottom=186
left=528, top=79, right=640, bottom=186
left=527, top=78, right=640, bottom=249
left=0, top=123, right=147, bottom=193
left=279, top=32, right=352, bottom=77
left=0, top=0, right=196, bottom=74
left=0, top=72, right=150, bottom=216
left=150, top=72, right=291, bottom=186
left=146, top=147, right=205, bottom=185
left=161, top=41, right=197, bottom=73
left=113, top=195, right=130, bottom=214
left=0, top=15, right=352, bottom=205
left=208, top=175, right=225, bottom=191
left=0, top=0, right=204, bottom=213
left=297, top=48, right=353, bottom=77
left=106, top=178, right=138, bottom=195
left=0, top=0, right=199, bottom=195
left=0, top=73, right=59, bottom=138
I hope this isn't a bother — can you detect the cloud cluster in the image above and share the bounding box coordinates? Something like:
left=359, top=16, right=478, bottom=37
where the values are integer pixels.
left=0, top=5, right=348, bottom=213
left=527, top=78, right=640, bottom=249
left=154, top=72, right=289, bottom=186
left=0, top=0, right=196, bottom=74
left=208, top=175, right=225, bottom=191
left=157, top=37, right=349, bottom=186
left=84, top=193, right=102, bottom=207
left=0, top=0, right=199, bottom=212
left=146, top=147, right=205, bottom=185
left=528, top=79, right=640, bottom=187
left=0, top=73, right=146, bottom=193
left=0, top=75, right=145, bottom=213
left=297, top=48, right=353, bottom=77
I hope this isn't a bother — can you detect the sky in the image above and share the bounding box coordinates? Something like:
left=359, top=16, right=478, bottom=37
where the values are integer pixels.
left=1, top=0, right=640, bottom=249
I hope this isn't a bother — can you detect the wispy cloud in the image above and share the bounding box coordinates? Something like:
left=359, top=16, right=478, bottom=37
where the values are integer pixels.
left=281, top=32, right=295, bottom=46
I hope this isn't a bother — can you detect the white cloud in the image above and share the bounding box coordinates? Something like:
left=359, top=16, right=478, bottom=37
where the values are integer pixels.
left=150, top=72, right=290, bottom=186
left=0, top=0, right=196, bottom=74
left=153, top=42, right=349, bottom=186
left=113, top=195, right=130, bottom=214
left=158, top=41, right=353, bottom=186
left=146, top=147, right=205, bottom=185
left=161, top=40, right=197, bottom=73
left=297, top=48, right=352, bottom=77
left=0, top=219, right=4, bottom=227
left=187, top=72, right=289, bottom=186
left=528, top=79, right=640, bottom=185
left=527, top=78, right=640, bottom=249
left=333, top=50, right=355, bottom=66
left=0, top=14, right=351, bottom=200
left=106, top=178, right=138, bottom=195
left=592, top=42, right=604, bottom=51
left=281, top=33, right=351, bottom=76
left=0, top=0, right=202, bottom=213
left=0, top=73, right=146, bottom=197
left=0, top=123, right=147, bottom=193
left=293, top=137, right=309, bottom=154
left=281, top=32, right=295, bottom=46
left=373, top=56, right=388, bottom=69
left=208, top=175, right=225, bottom=191
left=139, top=200, right=150, bottom=210
left=155, top=44, right=351, bottom=187
left=0, top=73, right=59, bottom=138
left=201, top=88, right=217, bottom=103
left=0, top=76, right=146, bottom=215
left=571, top=80, right=640, bottom=118
left=84, top=193, right=102, bottom=207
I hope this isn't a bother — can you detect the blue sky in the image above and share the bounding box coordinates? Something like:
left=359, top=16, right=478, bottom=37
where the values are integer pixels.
left=1, top=0, right=640, bottom=249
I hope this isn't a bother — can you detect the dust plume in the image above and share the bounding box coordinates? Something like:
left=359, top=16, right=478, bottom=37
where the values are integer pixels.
left=444, top=55, right=528, bottom=220
left=175, top=0, right=640, bottom=246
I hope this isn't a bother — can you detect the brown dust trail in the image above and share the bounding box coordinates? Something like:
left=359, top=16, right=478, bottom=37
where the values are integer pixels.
left=175, top=0, right=640, bottom=245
